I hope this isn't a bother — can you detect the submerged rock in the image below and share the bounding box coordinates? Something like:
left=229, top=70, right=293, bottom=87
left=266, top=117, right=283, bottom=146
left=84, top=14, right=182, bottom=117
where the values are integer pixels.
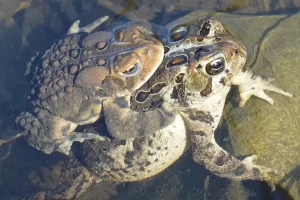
left=222, top=13, right=300, bottom=199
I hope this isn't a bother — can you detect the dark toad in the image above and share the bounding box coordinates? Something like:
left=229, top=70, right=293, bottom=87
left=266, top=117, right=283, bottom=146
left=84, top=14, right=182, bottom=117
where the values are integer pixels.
left=1, top=16, right=165, bottom=155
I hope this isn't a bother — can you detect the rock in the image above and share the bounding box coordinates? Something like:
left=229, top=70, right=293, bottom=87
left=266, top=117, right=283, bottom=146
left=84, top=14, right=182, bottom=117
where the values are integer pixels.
left=223, top=13, right=300, bottom=199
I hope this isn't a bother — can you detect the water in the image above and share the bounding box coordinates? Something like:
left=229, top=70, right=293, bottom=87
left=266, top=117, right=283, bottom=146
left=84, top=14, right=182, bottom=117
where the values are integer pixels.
left=0, top=0, right=299, bottom=199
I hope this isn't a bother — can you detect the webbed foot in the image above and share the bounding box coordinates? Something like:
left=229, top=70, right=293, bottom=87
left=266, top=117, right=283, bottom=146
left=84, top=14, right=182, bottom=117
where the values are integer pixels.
left=54, top=132, right=109, bottom=155
left=0, top=133, right=23, bottom=146
left=241, top=155, right=284, bottom=191
left=232, top=70, right=293, bottom=107
left=0, top=143, right=12, bottom=161
left=67, top=16, right=109, bottom=35
left=0, top=133, right=23, bottom=161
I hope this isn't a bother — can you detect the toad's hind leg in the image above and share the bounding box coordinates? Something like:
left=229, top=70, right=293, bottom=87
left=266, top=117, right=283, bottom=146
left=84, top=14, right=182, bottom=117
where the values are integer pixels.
left=0, top=118, right=24, bottom=161
left=32, top=154, right=102, bottom=200
left=16, top=112, right=108, bottom=155
left=181, top=111, right=283, bottom=190
left=0, top=133, right=24, bottom=146
left=0, top=133, right=24, bottom=161
left=67, top=16, right=109, bottom=35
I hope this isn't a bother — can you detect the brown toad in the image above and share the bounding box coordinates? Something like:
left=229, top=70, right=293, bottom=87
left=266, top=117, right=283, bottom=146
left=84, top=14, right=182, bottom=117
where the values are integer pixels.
left=1, top=16, right=164, bottom=155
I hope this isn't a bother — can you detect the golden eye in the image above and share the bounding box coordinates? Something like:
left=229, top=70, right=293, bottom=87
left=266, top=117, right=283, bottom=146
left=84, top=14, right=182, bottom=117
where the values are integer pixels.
left=119, top=62, right=141, bottom=77
left=205, top=57, right=225, bottom=75
left=113, top=52, right=141, bottom=77
left=170, top=26, right=188, bottom=42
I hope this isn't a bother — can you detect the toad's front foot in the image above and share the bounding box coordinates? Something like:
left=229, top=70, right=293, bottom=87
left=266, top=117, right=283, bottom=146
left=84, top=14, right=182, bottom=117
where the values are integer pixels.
left=54, top=132, right=109, bottom=155
left=232, top=70, right=293, bottom=107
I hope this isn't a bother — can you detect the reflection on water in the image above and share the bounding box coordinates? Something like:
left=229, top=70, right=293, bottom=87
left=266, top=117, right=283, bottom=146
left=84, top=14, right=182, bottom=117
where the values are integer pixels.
left=0, top=0, right=299, bottom=199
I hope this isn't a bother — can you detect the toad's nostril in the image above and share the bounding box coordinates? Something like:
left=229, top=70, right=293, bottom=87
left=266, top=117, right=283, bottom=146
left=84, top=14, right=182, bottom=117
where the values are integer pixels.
left=230, top=48, right=239, bottom=57
left=164, top=47, right=170, bottom=54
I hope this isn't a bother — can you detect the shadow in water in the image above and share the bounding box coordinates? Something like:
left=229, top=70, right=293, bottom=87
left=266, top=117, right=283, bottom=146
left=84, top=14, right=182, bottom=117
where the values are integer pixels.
left=279, top=165, right=300, bottom=196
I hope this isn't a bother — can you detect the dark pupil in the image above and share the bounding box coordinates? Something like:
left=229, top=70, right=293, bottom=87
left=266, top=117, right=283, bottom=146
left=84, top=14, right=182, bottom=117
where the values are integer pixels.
left=211, top=61, right=222, bottom=69
left=175, top=73, right=185, bottom=83
left=206, top=58, right=225, bottom=75
left=167, top=55, right=188, bottom=68
left=170, top=31, right=186, bottom=42
left=125, top=65, right=135, bottom=73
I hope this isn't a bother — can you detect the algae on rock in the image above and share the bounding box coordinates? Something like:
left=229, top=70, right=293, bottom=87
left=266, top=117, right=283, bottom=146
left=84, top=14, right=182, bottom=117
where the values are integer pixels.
left=222, top=13, right=300, bottom=199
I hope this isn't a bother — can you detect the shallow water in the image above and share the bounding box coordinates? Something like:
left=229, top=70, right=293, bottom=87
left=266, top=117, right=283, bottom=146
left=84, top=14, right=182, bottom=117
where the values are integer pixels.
left=0, top=0, right=299, bottom=199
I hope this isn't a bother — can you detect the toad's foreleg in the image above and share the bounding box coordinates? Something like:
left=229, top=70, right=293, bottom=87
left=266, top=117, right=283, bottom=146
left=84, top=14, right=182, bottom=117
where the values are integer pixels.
left=232, top=70, right=293, bottom=107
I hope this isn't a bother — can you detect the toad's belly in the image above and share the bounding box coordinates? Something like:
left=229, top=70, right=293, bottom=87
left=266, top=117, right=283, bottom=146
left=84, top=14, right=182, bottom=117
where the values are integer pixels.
left=81, top=115, right=190, bottom=182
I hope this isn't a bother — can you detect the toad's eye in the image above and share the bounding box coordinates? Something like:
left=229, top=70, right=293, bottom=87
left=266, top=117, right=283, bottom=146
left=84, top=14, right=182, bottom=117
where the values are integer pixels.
left=114, top=53, right=141, bottom=77
left=170, top=26, right=188, bottom=42
left=119, top=62, right=141, bottom=77
left=205, top=57, right=225, bottom=75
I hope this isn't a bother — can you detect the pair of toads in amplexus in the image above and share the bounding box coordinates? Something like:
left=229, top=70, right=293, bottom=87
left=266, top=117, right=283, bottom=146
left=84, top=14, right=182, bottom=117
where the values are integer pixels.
left=1, top=13, right=293, bottom=199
